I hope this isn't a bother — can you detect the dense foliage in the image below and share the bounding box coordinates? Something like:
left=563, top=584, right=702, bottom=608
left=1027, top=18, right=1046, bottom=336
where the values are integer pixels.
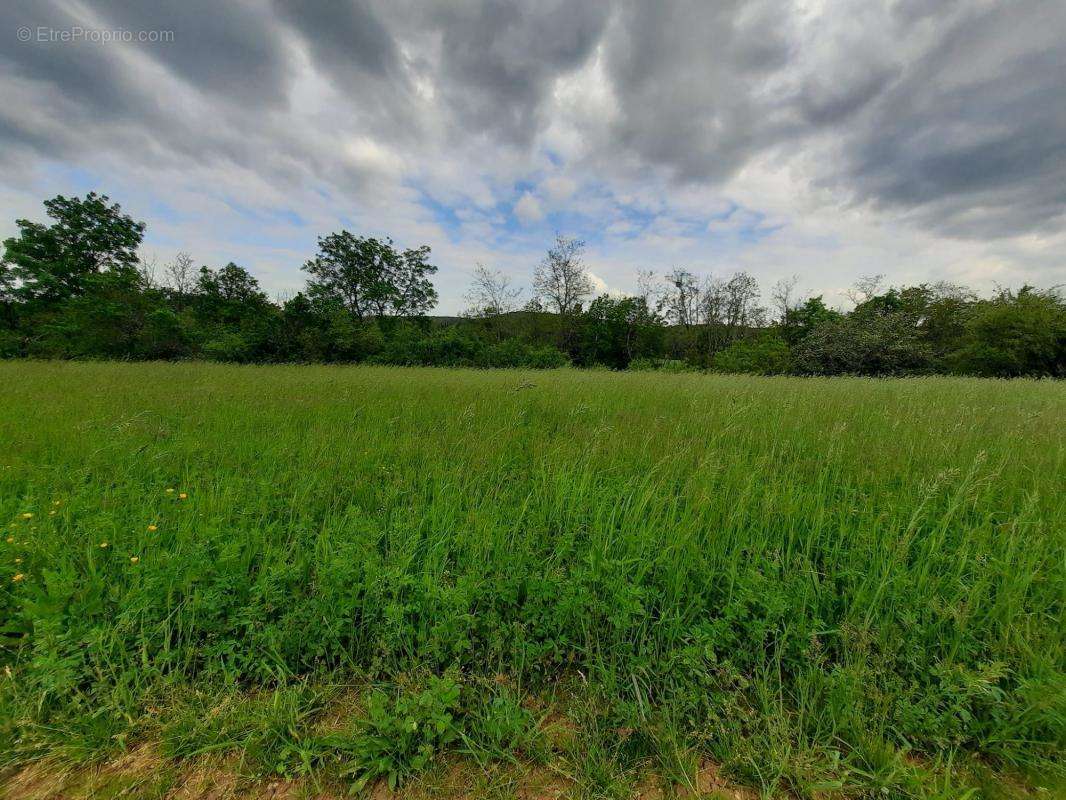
left=1, top=364, right=1062, bottom=797
left=2, top=193, right=1064, bottom=376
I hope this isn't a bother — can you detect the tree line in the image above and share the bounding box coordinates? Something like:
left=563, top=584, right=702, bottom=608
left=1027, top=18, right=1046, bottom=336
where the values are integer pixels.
left=1, top=192, right=1063, bottom=377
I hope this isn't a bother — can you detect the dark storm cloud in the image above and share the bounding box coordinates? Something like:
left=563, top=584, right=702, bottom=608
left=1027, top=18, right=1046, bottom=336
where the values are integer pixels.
left=0, top=0, right=144, bottom=120
left=89, top=0, right=293, bottom=105
left=826, top=1, right=1066, bottom=236
left=598, top=0, right=796, bottom=182
left=273, top=0, right=401, bottom=80
left=798, top=66, right=899, bottom=128
left=1, top=0, right=1063, bottom=239
left=420, top=1, right=611, bottom=145
left=2, top=7, right=246, bottom=194
left=593, top=0, right=1066, bottom=236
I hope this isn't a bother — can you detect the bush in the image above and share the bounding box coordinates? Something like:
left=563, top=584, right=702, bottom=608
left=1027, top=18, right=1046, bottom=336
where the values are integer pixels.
left=628, top=357, right=693, bottom=372
left=711, top=335, right=791, bottom=375
left=373, top=327, right=568, bottom=369
left=791, top=314, right=932, bottom=375
left=201, top=330, right=256, bottom=363
left=0, top=326, right=20, bottom=358
left=519, top=344, right=570, bottom=369
left=947, top=287, right=1066, bottom=377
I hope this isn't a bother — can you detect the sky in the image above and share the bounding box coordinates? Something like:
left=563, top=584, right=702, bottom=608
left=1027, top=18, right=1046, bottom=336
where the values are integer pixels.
left=1, top=0, right=1064, bottom=314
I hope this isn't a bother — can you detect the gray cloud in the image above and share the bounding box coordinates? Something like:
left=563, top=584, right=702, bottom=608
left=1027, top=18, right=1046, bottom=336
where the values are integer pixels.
left=826, top=0, right=1066, bottom=237
left=91, top=0, right=293, bottom=105
left=0, top=0, right=1063, bottom=243
left=421, top=0, right=611, bottom=145
left=274, top=0, right=400, bottom=81
left=597, top=0, right=796, bottom=182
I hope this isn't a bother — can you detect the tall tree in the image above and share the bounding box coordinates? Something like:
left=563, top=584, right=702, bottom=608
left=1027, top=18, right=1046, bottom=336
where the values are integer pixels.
left=392, top=244, right=439, bottom=318
left=779, top=296, right=841, bottom=344
left=1, top=192, right=146, bottom=302
left=533, top=235, right=592, bottom=316
left=578, top=294, right=664, bottom=368
left=663, top=268, right=703, bottom=327
left=701, top=271, right=766, bottom=354
left=303, top=232, right=437, bottom=321
left=770, top=275, right=800, bottom=323
left=193, top=262, right=270, bottom=321
left=165, top=251, right=196, bottom=296
left=191, top=262, right=279, bottom=362
left=464, top=264, right=522, bottom=317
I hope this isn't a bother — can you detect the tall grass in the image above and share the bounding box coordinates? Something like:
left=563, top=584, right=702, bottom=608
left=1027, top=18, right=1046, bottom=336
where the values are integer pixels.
left=0, top=362, right=1063, bottom=795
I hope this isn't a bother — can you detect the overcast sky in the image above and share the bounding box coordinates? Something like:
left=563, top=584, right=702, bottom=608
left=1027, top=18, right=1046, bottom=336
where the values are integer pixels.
left=2, top=0, right=1064, bottom=312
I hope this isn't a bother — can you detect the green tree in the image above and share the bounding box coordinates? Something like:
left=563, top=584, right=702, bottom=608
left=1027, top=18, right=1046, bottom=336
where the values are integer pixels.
left=24, top=269, right=186, bottom=360
left=302, top=232, right=438, bottom=322
left=193, top=263, right=271, bottom=324
left=791, top=313, right=933, bottom=375
left=948, top=287, right=1065, bottom=377
left=577, top=294, right=664, bottom=368
left=191, top=262, right=280, bottom=362
left=778, top=296, right=842, bottom=345
left=532, top=235, right=592, bottom=316
left=392, top=245, right=439, bottom=319
left=1, top=192, right=145, bottom=303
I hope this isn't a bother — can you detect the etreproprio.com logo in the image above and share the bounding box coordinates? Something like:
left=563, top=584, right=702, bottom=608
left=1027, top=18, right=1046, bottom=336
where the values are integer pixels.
left=17, top=25, right=174, bottom=44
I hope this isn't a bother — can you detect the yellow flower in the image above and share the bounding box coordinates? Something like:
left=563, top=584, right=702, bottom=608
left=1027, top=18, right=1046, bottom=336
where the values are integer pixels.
left=100, top=541, right=109, bottom=549
left=14, top=558, right=22, bottom=564
left=5, top=537, right=12, bottom=544
left=129, top=556, right=140, bottom=565
left=147, top=524, right=158, bottom=532
left=12, top=573, right=24, bottom=583
left=178, top=492, right=188, bottom=500
left=21, top=513, right=33, bottom=520
left=165, top=488, right=175, bottom=494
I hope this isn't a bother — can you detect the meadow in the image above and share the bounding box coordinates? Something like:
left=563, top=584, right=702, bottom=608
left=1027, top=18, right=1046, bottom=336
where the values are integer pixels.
left=0, top=361, right=1063, bottom=799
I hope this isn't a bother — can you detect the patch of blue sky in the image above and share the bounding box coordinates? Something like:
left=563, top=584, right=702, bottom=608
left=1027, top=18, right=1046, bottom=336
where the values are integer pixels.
left=706, top=204, right=785, bottom=245
left=40, top=163, right=102, bottom=197
left=216, top=197, right=297, bottom=230
left=42, top=163, right=184, bottom=227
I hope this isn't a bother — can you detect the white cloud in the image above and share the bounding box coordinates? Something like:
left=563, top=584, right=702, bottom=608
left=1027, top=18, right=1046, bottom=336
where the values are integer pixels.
left=541, top=175, right=577, bottom=203
left=513, top=192, right=545, bottom=225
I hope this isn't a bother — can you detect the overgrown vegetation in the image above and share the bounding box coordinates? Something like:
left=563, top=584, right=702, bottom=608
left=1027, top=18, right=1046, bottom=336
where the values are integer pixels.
left=1, top=363, right=1062, bottom=798
left=2, top=192, right=1063, bottom=376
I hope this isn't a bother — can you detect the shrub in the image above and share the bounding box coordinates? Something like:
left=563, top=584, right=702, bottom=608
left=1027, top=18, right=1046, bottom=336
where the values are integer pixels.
left=711, top=335, right=791, bottom=375
left=947, top=287, right=1066, bottom=377
left=628, top=357, right=693, bottom=372
left=791, top=314, right=933, bottom=375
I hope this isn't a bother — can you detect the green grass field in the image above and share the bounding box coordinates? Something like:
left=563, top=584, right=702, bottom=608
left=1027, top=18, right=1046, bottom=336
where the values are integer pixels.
left=1, top=362, right=1063, bottom=799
